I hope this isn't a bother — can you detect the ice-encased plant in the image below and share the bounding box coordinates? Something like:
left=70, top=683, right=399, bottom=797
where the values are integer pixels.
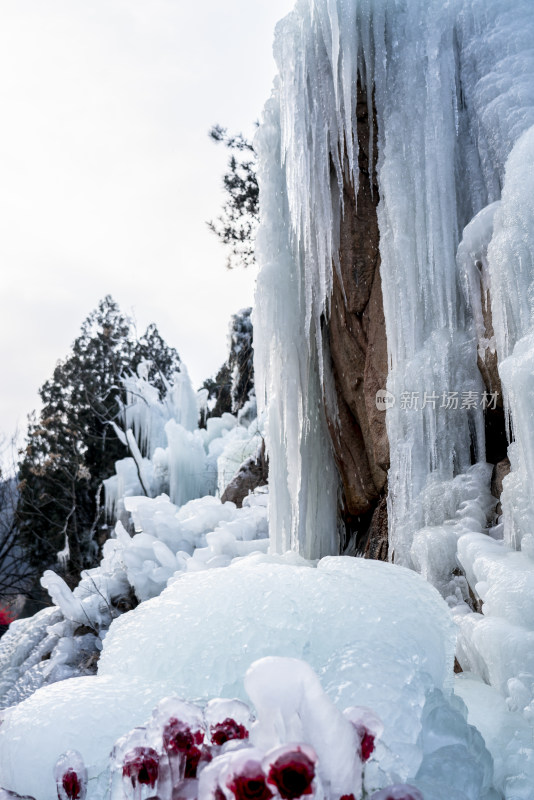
left=205, top=699, right=252, bottom=747
left=343, top=708, right=384, bottom=764
left=217, top=748, right=273, bottom=800
left=263, top=745, right=317, bottom=800
left=104, top=657, right=395, bottom=800
left=122, top=747, right=160, bottom=788
left=153, top=697, right=208, bottom=784
left=110, top=727, right=164, bottom=800
left=54, top=751, right=87, bottom=800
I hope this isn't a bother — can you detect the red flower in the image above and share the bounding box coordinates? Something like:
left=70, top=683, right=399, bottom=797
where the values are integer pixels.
left=227, top=762, right=273, bottom=800
left=0, top=606, right=15, bottom=626
left=211, top=717, right=249, bottom=746
left=340, top=795, right=356, bottom=800
left=162, top=717, right=205, bottom=778
left=122, top=746, right=159, bottom=788
left=61, top=769, right=82, bottom=800
left=267, top=749, right=315, bottom=800
left=359, top=729, right=375, bottom=761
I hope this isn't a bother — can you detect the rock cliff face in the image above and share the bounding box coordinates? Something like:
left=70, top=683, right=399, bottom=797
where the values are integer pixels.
left=323, top=83, right=511, bottom=557
left=323, top=82, right=389, bottom=556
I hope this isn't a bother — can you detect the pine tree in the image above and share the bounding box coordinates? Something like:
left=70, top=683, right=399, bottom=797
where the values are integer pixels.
left=16, top=296, right=180, bottom=588
left=208, top=125, right=259, bottom=269
left=202, top=308, right=254, bottom=420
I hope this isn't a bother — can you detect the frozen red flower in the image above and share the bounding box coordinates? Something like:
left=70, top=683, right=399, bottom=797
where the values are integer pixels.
left=163, top=717, right=204, bottom=753
left=359, top=728, right=375, bottom=761
left=61, top=769, right=82, bottom=800
left=339, top=795, right=356, bottom=800
left=122, top=746, right=159, bottom=788
left=343, top=706, right=383, bottom=764
left=163, top=717, right=205, bottom=779
left=211, top=717, right=249, bottom=746
left=266, top=748, right=316, bottom=800
left=227, top=762, right=273, bottom=800
left=54, top=749, right=87, bottom=800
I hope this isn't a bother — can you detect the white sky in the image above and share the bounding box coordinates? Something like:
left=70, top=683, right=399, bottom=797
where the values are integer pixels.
left=0, top=0, right=294, bottom=447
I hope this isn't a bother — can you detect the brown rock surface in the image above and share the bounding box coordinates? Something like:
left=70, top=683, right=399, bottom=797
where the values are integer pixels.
left=491, top=457, right=511, bottom=500
left=363, top=494, right=389, bottom=561
left=221, top=442, right=268, bottom=508
left=323, top=78, right=389, bottom=552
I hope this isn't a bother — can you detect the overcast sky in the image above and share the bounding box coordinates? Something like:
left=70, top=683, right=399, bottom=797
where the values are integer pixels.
left=0, top=0, right=294, bottom=449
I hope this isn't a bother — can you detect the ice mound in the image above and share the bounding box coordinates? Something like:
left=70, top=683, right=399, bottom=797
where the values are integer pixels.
left=98, top=556, right=456, bottom=701
left=0, top=556, right=467, bottom=799
left=106, top=491, right=268, bottom=602
left=409, top=463, right=495, bottom=602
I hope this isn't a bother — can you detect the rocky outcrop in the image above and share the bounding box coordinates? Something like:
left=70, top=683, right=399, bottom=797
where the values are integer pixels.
left=323, top=80, right=389, bottom=553
left=362, top=493, right=389, bottom=561
left=221, top=442, right=268, bottom=508
left=491, top=457, right=511, bottom=499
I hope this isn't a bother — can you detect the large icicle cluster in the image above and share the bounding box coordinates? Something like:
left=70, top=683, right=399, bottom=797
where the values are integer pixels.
left=255, top=0, right=495, bottom=563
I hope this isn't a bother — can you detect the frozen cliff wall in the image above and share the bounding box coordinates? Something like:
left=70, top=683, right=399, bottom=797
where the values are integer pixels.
left=254, top=0, right=534, bottom=564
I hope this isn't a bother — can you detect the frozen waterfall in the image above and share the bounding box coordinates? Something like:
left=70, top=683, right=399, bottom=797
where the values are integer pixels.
left=255, top=0, right=534, bottom=567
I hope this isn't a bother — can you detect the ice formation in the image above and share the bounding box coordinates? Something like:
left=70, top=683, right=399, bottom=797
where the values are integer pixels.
left=104, top=364, right=262, bottom=517
left=254, top=0, right=534, bottom=793
left=255, top=0, right=528, bottom=561
left=2, top=0, right=534, bottom=798
left=0, top=361, right=267, bottom=711
left=0, top=559, right=495, bottom=799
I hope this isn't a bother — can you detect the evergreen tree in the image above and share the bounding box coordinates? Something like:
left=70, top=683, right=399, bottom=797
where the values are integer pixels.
left=0, top=437, right=34, bottom=604
left=208, top=125, right=258, bottom=269
left=202, top=308, right=254, bottom=420
left=16, top=296, right=180, bottom=588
